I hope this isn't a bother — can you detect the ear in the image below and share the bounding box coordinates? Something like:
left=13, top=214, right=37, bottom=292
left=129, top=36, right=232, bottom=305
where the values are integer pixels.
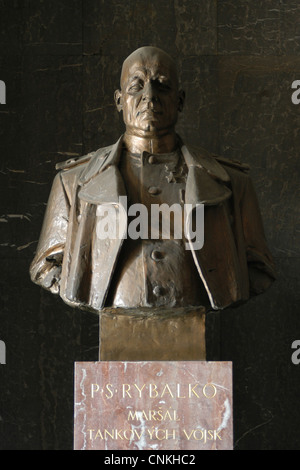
left=114, top=89, right=123, bottom=112
left=178, top=89, right=185, bottom=112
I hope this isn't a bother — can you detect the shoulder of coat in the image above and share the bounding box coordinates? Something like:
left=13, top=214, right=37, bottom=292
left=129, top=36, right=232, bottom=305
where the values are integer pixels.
left=211, top=155, right=250, bottom=173
left=55, top=152, right=95, bottom=171
left=55, top=146, right=111, bottom=172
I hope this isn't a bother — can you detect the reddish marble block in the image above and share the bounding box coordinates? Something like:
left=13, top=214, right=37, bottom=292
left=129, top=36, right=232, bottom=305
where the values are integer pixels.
left=74, top=361, right=233, bottom=450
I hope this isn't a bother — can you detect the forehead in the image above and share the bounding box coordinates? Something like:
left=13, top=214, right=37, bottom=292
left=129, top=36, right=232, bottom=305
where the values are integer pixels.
left=121, top=51, right=178, bottom=86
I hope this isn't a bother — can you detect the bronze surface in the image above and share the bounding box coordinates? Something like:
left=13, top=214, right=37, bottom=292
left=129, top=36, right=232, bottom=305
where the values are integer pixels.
left=30, top=46, right=276, bottom=358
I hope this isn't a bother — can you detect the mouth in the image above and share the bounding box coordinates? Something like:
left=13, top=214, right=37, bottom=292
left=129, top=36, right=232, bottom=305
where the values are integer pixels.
left=137, top=109, right=162, bottom=119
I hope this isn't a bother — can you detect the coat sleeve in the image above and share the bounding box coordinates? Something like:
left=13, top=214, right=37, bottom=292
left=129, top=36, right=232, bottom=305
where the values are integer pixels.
left=29, top=172, right=69, bottom=294
left=240, top=175, right=276, bottom=295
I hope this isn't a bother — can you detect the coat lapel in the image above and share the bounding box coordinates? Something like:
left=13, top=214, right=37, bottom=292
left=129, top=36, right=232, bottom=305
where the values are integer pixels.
left=78, top=135, right=125, bottom=204
left=181, top=144, right=232, bottom=206
left=180, top=142, right=241, bottom=310
left=68, top=136, right=126, bottom=311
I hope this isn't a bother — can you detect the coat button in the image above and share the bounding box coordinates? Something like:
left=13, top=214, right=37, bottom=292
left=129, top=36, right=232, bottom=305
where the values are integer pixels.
left=151, top=250, right=164, bottom=261
left=148, top=155, right=157, bottom=164
left=153, top=285, right=166, bottom=297
left=148, top=186, right=161, bottom=195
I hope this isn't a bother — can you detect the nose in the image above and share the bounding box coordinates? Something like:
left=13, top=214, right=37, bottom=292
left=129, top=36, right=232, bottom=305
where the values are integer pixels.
left=142, top=81, right=157, bottom=102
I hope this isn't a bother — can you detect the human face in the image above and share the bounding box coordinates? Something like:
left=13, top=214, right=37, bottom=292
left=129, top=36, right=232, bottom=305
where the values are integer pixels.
left=115, top=48, right=184, bottom=137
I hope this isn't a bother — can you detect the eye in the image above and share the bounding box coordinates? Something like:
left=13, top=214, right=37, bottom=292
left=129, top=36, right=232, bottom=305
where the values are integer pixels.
left=160, top=82, right=171, bottom=91
left=128, top=79, right=144, bottom=93
left=155, top=79, right=171, bottom=91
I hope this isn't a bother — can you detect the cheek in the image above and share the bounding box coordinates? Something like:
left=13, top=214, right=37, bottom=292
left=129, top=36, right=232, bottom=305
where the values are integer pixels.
left=161, top=98, right=178, bottom=119
left=123, top=97, right=139, bottom=122
left=161, top=93, right=177, bottom=108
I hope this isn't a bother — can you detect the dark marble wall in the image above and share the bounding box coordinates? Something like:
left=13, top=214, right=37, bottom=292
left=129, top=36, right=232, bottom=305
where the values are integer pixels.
left=0, top=0, right=299, bottom=450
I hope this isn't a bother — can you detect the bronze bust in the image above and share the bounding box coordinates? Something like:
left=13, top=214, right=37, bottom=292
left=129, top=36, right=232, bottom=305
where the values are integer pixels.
left=30, top=46, right=276, bottom=316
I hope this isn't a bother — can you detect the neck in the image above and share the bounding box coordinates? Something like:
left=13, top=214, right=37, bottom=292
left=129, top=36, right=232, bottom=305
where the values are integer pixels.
left=123, top=131, right=178, bottom=154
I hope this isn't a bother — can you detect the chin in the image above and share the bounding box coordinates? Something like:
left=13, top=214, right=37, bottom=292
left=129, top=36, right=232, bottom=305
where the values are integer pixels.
left=145, top=123, right=157, bottom=132
left=146, top=118, right=163, bottom=128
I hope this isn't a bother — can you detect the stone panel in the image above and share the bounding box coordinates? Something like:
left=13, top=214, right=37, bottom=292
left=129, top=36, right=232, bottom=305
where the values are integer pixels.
left=74, top=361, right=233, bottom=450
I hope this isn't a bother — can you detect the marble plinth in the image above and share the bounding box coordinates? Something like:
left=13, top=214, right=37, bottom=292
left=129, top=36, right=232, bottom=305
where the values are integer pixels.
left=74, top=361, right=233, bottom=450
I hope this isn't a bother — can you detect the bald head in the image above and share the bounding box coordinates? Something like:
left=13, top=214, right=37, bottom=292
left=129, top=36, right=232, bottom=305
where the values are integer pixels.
left=120, top=46, right=179, bottom=89
left=115, top=46, right=185, bottom=138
